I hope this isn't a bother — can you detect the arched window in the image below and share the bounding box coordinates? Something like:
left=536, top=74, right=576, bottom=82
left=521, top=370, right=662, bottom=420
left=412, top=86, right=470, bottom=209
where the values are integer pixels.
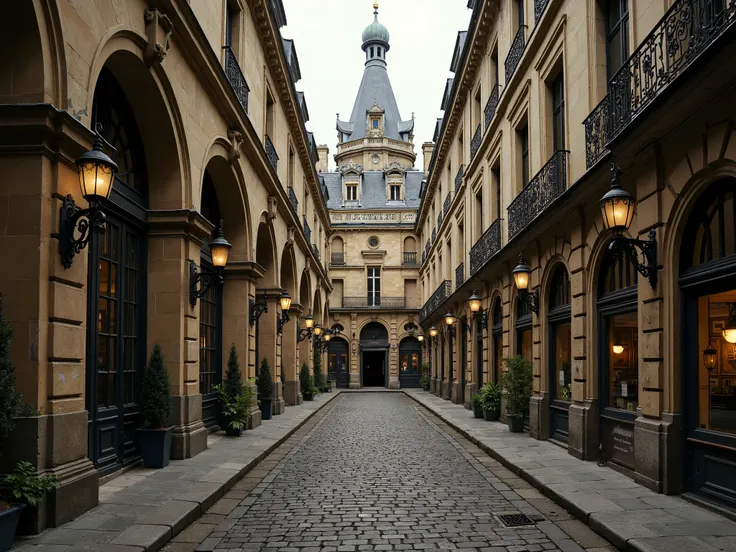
left=331, top=236, right=345, bottom=265
left=548, top=266, right=571, bottom=443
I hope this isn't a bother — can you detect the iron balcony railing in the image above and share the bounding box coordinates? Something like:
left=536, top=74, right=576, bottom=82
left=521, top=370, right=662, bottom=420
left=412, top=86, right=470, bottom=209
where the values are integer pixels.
left=470, top=124, right=482, bottom=160
left=342, top=297, right=406, bottom=309
left=535, top=0, right=551, bottom=22
left=223, top=46, right=250, bottom=114
left=403, top=252, right=418, bottom=266
left=420, top=280, right=452, bottom=322
left=287, top=186, right=298, bottom=216
left=438, top=210, right=443, bottom=228
left=507, top=150, right=569, bottom=239
left=484, top=84, right=500, bottom=131
left=456, top=262, right=465, bottom=288
left=504, top=26, right=527, bottom=83
left=303, top=217, right=311, bottom=244
left=432, top=227, right=437, bottom=243
left=583, top=0, right=736, bottom=168
left=265, top=135, right=278, bottom=172
left=311, top=244, right=320, bottom=261
left=443, top=192, right=451, bottom=216
left=470, top=218, right=502, bottom=275
left=455, top=165, right=465, bottom=193
left=424, top=240, right=430, bottom=260
left=331, top=252, right=345, bottom=265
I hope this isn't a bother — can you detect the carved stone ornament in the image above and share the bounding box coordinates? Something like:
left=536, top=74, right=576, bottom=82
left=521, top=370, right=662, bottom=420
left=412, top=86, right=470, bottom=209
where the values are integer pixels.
left=382, top=161, right=408, bottom=175
left=144, top=8, right=174, bottom=67
left=267, top=196, right=278, bottom=222
left=227, top=129, right=243, bottom=164
left=286, top=226, right=296, bottom=248
left=338, top=161, right=364, bottom=175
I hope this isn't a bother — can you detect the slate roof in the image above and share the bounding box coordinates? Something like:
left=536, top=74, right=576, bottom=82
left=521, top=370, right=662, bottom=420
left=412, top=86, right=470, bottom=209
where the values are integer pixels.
left=323, top=171, right=424, bottom=212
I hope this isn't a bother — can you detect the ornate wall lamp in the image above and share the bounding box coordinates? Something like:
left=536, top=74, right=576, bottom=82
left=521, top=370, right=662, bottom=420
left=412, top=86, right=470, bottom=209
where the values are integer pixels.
left=512, top=254, right=539, bottom=314
left=297, top=312, right=315, bottom=342
left=249, top=291, right=268, bottom=326
left=600, top=164, right=657, bottom=288
left=276, top=290, right=292, bottom=334
left=189, top=222, right=232, bottom=306
left=723, top=303, right=736, bottom=344
left=466, top=289, right=488, bottom=332
left=60, top=124, right=118, bottom=268
left=429, top=325, right=439, bottom=341
left=444, top=311, right=457, bottom=336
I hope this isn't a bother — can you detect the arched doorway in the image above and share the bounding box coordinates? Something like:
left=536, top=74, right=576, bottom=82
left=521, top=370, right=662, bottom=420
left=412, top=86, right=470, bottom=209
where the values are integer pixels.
left=548, top=265, right=572, bottom=443
left=86, top=66, right=149, bottom=474
left=360, top=322, right=388, bottom=387
left=328, top=337, right=350, bottom=388
left=680, top=179, right=736, bottom=510
left=597, top=244, right=638, bottom=471
left=399, top=337, right=422, bottom=388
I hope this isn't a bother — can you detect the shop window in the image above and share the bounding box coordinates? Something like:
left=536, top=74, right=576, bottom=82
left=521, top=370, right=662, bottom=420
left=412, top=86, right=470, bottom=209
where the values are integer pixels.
left=548, top=266, right=572, bottom=442
left=492, top=299, right=503, bottom=383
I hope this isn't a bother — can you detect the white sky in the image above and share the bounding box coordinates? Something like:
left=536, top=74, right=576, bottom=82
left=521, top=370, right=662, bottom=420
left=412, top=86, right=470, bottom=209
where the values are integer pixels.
left=281, top=0, right=472, bottom=171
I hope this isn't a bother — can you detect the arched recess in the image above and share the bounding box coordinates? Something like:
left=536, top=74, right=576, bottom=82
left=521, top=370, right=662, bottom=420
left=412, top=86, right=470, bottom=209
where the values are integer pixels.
left=280, top=246, right=299, bottom=402
left=327, top=336, right=350, bottom=389
left=0, top=2, right=47, bottom=103
left=360, top=321, right=389, bottom=388
left=403, top=236, right=416, bottom=252
left=254, top=220, right=279, bottom=404
left=256, top=221, right=278, bottom=287
left=398, top=336, right=422, bottom=389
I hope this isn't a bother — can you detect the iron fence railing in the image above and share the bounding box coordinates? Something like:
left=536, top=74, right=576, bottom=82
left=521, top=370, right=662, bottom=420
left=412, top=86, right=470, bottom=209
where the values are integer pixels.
left=223, top=46, right=250, bottom=114
left=331, top=252, right=345, bottom=265
left=470, top=218, right=502, bottom=275
left=535, top=0, right=551, bottom=22
left=288, top=186, right=298, bottom=216
left=455, top=262, right=465, bottom=288
left=303, top=217, right=311, bottom=244
left=470, top=124, right=482, bottom=160
left=455, top=164, right=465, bottom=193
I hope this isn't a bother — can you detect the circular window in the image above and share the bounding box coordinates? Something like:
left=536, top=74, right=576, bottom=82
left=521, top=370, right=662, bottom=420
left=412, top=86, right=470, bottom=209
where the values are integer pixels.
left=368, top=236, right=380, bottom=248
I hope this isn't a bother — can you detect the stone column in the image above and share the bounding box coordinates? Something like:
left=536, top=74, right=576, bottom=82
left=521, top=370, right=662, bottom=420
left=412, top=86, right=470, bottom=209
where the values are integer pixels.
left=349, top=313, right=361, bottom=388
left=528, top=256, right=549, bottom=440
left=442, top=333, right=451, bottom=400
left=256, top=287, right=285, bottom=415
left=283, top=304, right=302, bottom=405
left=388, top=314, right=400, bottom=389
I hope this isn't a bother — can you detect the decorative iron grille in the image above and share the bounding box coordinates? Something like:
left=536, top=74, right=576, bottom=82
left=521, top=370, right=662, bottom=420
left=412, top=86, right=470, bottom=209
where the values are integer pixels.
left=265, top=135, right=279, bottom=172
left=303, top=216, right=311, bottom=244
left=443, top=192, right=451, bottom=216
left=455, top=165, right=465, bottom=193
left=583, top=0, right=736, bottom=169
left=432, top=227, right=437, bottom=243
left=223, top=46, right=250, bottom=114
left=470, top=124, right=482, bottom=160
left=504, top=26, right=527, bottom=83
left=311, top=244, right=320, bottom=260
left=342, top=297, right=406, bottom=309
left=535, top=0, right=551, bottom=22
left=288, top=186, right=299, bottom=215
left=456, top=262, right=465, bottom=288
left=403, top=252, right=418, bottom=265
left=331, top=252, right=345, bottom=265
left=507, top=150, right=568, bottom=239
left=424, top=240, right=430, bottom=260
left=485, top=84, right=500, bottom=130
left=420, top=280, right=452, bottom=322
left=470, top=218, right=502, bottom=275
left=438, top=211, right=444, bottom=228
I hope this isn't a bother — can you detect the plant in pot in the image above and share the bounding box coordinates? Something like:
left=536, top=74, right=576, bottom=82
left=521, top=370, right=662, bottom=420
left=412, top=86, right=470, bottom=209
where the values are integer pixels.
left=481, top=382, right=502, bottom=421
left=300, top=363, right=314, bottom=401
left=257, top=358, right=274, bottom=421
left=312, top=345, right=324, bottom=396
left=471, top=391, right=484, bottom=418
left=1, top=462, right=58, bottom=552
left=420, top=362, right=431, bottom=390
left=501, top=355, right=533, bottom=432
left=214, top=378, right=255, bottom=437
left=217, top=345, right=243, bottom=433
left=137, top=344, right=173, bottom=468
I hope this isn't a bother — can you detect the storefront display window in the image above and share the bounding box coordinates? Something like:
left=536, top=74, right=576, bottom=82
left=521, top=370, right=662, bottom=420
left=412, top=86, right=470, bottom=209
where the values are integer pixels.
left=607, top=312, right=638, bottom=412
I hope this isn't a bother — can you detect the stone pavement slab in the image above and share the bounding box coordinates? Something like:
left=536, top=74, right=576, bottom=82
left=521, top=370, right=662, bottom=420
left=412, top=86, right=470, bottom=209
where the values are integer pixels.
left=13, top=392, right=340, bottom=552
left=405, top=390, right=736, bottom=552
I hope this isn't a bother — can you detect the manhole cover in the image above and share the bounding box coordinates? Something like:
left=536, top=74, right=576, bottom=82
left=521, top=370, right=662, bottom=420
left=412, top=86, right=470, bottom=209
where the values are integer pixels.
left=497, top=513, right=535, bottom=527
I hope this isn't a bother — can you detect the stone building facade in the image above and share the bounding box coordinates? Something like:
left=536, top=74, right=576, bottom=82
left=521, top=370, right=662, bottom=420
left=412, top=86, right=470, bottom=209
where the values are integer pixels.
left=418, top=0, right=736, bottom=514
left=0, top=0, right=331, bottom=530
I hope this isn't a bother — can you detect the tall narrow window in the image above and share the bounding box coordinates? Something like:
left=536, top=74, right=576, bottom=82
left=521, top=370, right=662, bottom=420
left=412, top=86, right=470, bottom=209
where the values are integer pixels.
left=225, top=3, right=234, bottom=48
left=288, top=145, right=295, bottom=188
left=492, top=48, right=499, bottom=85
left=517, top=123, right=529, bottom=188
left=515, top=0, right=525, bottom=28
left=606, top=0, right=629, bottom=81
left=475, top=189, right=483, bottom=240
left=390, top=184, right=401, bottom=201
left=346, top=183, right=357, bottom=201
left=492, top=166, right=501, bottom=220
left=367, top=267, right=381, bottom=306
left=551, top=72, right=565, bottom=152
left=265, top=88, right=275, bottom=140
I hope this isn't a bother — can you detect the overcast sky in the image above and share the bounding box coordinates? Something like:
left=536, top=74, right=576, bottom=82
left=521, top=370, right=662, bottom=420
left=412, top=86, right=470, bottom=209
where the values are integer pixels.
left=281, top=0, right=472, bottom=171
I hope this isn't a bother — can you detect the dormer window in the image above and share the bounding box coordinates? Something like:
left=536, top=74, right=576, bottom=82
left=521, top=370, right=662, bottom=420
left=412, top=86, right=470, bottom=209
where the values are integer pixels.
left=386, top=171, right=404, bottom=201
left=390, top=184, right=401, bottom=201
left=372, top=119, right=379, bottom=129
left=346, top=184, right=358, bottom=201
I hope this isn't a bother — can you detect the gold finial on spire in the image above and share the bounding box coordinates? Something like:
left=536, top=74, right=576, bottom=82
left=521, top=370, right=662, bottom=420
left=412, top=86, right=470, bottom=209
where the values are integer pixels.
left=373, top=2, right=379, bottom=11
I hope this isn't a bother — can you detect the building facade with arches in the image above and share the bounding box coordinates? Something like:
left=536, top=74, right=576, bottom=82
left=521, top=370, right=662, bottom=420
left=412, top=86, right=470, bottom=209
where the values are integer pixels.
left=417, top=0, right=736, bottom=515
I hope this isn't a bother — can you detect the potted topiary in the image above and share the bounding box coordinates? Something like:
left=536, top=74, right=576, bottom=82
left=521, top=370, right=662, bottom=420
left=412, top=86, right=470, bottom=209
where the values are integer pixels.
left=420, top=374, right=430, bottom=391
left=481, top=382, right=502, bottom=421
left=214, top=378, right=255, bottom=437
left=501, top=355, right=533, bottom=432
left=137, top=344, right=173, bottom=468
left=257, top=358, right=274, bottom=420
left=1, top=462, right=58, bottom=552
left=471, top=392, right=484, bottom=418
left=300, top=363, right=313, bottom=401
left=218, top=345, right=242, bottom=433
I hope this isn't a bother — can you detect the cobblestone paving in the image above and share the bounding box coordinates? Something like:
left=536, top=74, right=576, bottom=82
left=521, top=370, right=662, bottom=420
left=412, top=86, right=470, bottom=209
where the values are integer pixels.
left=190, top=394, right=613, bottom=552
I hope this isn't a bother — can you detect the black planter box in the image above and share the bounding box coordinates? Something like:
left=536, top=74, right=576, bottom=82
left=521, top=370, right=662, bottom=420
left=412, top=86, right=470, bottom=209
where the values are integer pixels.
left=473, top=405, right=484, bottom=418
left=0, top=504, right=24, bottom=552
left=136, top=427, right=173, bottom=469
left=302, top=391, right=313, bottom=401
left=225, top=426, right=243, bottom=437
left=260, top=399, right=273, bottom=420
left=507, top=415, right=525, bottom=432
left=484, top=409, right=499, bottom=421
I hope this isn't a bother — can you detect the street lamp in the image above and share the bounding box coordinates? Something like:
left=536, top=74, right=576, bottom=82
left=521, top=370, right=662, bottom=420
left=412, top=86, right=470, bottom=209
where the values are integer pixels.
left=277, top=289, right=292, bottom=334
left=467, top=289, right=488, bottom=330
left=429, top=326, right=438, bottom=339
left=512, top=253, right=539, bottom=314
left=190, top=222, right=232, bottom=306
left=298, top=312, right=315, bottom=342
left=417, top=332, right=424, bottom=342
left=60, top=123, right=118, bottom=268
left=313, top=325, right=323, bottom=337
left=600, top=164, right=657, bottom=288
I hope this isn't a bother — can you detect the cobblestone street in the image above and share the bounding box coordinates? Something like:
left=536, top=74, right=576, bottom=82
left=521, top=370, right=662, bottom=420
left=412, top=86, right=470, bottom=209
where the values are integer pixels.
left=171, top=394, right=614, bottom=552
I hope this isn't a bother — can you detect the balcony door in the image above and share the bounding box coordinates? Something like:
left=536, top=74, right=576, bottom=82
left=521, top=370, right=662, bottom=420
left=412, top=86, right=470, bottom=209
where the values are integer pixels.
left=367, top=266, right=381, bottom=307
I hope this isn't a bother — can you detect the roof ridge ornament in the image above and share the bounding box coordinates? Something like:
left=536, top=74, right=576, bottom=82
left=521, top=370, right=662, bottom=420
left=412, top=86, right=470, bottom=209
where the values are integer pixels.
left=339, top=161, right=364, bottom=175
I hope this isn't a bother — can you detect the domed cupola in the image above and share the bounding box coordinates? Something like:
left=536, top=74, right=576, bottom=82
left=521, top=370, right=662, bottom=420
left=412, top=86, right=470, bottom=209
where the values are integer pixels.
left=362, top=3, right=390, bottom=65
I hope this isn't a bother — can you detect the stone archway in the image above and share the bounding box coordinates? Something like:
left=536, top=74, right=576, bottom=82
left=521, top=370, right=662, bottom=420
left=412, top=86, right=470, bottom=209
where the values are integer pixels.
left=280, top=247, right=299, bottom=405
left=360, top=322, right=389, bottom=388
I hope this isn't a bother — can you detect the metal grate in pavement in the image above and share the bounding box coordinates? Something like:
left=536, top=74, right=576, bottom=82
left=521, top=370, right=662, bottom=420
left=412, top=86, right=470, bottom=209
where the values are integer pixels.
left=497, top=513, right=536, bottom=527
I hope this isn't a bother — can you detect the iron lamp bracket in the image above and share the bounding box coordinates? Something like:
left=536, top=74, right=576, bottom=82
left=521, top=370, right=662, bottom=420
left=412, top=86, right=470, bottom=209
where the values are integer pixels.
left=59, top=196, right=106, bottom=269
left=609, top=228, right=658, bottom=288
left=249, top=297, right=268, bottom=326
left=297, top=326, right=313, bottom=342
left=189, top=261, right=224, bottom=306
left=521, top=287, right=540, bottom=315
left=277, top=310, right=291, bottom=334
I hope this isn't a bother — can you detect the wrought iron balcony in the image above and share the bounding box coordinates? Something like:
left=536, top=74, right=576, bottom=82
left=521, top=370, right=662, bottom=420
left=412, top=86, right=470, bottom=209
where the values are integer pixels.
left=470, top=124, right=482, bottom=160
left=287, top=186, right=299, bottom=216
left=420, top=280, right=452, bottom=322
left=484, top=84, right=500, bottom=130
left=432, top=227, right=437, bottom=243
left=507, top=150, right=568, bottom=239
left=342, top=297, right=407, bottom=309
left=455, top=262, right=465, bottom=288
left=583, top=0, right=736, bottom=169
left=455, top=165, right=465, bottom=193
left=504, top=26, right=527, bottom=83
left=331, top=252, right=345, bottom=265
left=438, top=210, right=443, bottom=228
left=443, top=192, right=451, bottom=216
left=424, top=240, right=430, bottom=260
left=470, top=218, right=502, bottom=275
left=265, top=135, right=278, bottom=172
left=223, top=46, right=250, bottom=114
left=311, top=243, right=320, bottom=261
left=303, top=216, right=311, bottom=244
left=535, top=0, right=551, bottom=22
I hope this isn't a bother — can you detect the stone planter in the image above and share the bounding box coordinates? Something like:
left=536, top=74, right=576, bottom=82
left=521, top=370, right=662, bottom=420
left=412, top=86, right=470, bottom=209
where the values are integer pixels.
left=303, top=391, right=314, bottom=401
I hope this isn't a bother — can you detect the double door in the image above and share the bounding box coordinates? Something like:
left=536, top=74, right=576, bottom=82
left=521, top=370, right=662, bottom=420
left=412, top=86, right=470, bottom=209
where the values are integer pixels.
left=328, top=340, right=349, bottom=388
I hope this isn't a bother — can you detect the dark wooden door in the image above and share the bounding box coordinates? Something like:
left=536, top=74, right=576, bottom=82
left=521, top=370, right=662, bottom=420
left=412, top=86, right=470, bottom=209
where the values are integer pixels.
left=199, top=259, right=222, bottom=432
left=328, top=339, right=349, bottom=389
left=399, top=338, right=422, bottom=388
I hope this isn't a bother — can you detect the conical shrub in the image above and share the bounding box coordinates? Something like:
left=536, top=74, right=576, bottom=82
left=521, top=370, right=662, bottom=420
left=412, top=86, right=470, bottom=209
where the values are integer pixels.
left=141, top=344, right=171, bottom=428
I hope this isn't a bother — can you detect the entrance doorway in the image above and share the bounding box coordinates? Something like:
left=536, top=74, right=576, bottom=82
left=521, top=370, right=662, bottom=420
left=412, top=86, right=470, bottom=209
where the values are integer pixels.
left=363, top=351, right=386, bottom=387
left=399, top=337, right=422, bottom=388
left=328, top=338, right=349, bottom=389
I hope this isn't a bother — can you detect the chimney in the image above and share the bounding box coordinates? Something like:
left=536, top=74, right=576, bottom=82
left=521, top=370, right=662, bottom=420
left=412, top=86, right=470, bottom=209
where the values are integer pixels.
left=422, top=142, right=435, bottom=176
left=316, top=144, right=330, bottom=173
